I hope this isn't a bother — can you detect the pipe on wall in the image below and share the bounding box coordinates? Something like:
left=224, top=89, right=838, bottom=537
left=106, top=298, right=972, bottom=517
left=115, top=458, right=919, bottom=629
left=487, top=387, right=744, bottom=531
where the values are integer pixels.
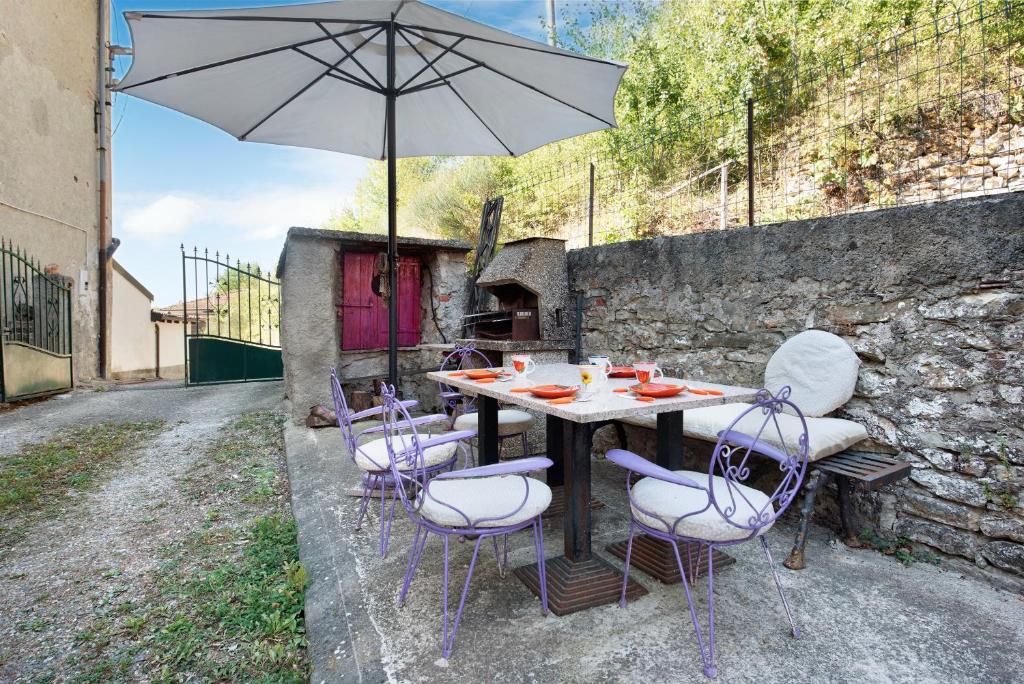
left=97, top=0, right=113, bottom=378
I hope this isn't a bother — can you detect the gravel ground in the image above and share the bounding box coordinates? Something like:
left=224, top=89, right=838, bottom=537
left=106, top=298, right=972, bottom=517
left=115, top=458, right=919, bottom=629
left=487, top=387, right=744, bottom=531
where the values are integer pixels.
left=0, top=382, right=285, bottom=682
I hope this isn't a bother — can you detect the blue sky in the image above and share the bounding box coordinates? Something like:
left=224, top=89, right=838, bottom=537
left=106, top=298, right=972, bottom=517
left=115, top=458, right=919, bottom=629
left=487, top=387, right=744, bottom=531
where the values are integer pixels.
left=110, top=0, right=578, bottom=305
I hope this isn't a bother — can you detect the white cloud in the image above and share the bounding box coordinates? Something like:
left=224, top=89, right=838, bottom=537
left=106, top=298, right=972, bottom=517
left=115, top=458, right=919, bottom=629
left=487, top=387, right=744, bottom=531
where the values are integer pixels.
left=117, top=184, right=354, bottom=243
left=122, top=195, right=200, bottom=237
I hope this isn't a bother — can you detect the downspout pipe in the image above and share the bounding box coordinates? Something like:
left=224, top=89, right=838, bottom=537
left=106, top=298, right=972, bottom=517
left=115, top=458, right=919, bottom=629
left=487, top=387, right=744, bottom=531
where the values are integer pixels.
left=97, top=0, right=113, bottom=378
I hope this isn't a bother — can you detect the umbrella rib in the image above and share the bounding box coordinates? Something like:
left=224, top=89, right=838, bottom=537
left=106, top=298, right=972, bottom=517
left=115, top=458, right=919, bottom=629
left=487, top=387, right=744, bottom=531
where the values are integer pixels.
left=402, top=26, right=616, bottom=128
left=133, top=13, right=383, bottom=25
left=397, top=27, right=514, bottom=156
left=292, top=47, right=381, bottom=92
left=400, top=23, right=625, bottom=67
left=116, top=24, right=375, bottom=91
left=315, top=22, right=384, bottom=91
left=399, top=64, right=481, bottom=96
left=240, top=27, right=385, bottom=140
left=396, top=37, right=464, bottom=92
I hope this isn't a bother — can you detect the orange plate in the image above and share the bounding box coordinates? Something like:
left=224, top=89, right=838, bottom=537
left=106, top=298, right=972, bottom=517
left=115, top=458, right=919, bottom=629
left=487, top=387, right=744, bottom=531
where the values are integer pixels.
left=464, top=369, right=502, bottom=380
left=608, top=366, right=636, bottom=378
left=630, top=383, right=686, bottom=398
left=527, top=384, right=579, bottom=400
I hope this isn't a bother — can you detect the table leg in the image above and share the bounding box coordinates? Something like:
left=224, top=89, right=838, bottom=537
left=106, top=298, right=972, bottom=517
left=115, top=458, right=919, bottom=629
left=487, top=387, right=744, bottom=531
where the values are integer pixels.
left=606, top=409, right=736, bottom=583
left=514, top=419, right=647, bottom=615
left=477, top=395, right=499, bottom=466
left=545, top=415, right=565, bottom=487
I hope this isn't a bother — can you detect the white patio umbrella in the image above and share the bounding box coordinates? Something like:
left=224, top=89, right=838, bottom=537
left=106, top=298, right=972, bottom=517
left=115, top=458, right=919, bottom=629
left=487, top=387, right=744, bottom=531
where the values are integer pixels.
left=115, top=0, right=626, bottom=384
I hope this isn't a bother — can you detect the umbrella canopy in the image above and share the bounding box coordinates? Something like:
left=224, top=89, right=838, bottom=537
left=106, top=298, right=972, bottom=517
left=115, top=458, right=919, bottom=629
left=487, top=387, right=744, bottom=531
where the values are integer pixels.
left=115, top=0, right=626, bottom=383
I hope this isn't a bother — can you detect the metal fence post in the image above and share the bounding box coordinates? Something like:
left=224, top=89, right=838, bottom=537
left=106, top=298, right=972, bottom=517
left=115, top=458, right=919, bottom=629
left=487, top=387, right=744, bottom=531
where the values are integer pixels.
left=747, top=97, right=754, bottom=227
left=588, top=162, right=595, bottom=246
left=719, top=161, right=729, bottom=230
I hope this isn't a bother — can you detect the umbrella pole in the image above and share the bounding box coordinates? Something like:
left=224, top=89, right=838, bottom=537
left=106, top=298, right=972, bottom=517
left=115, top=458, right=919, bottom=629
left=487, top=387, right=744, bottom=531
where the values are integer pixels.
left=386, top=16, right=398, bottom=387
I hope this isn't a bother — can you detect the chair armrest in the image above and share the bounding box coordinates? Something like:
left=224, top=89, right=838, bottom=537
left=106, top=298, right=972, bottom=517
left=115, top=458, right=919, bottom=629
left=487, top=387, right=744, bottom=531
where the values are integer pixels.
left=349, top=399, right=417, bottom=422
left=434, top=456, right=553, bottom=480
left=358, top=413, right=449, bottom=437
left=416, top=430, right=477, bottom=452
left=717, top=429, right=795, bottom=465
left=605, top=449, right=703, bottom=488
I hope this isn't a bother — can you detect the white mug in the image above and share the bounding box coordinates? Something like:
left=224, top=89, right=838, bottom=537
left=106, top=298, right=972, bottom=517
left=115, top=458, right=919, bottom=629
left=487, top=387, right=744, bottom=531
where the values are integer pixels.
left=511, top=354, right=536, bottom=378
left=588, top=355, right=613, bottom=379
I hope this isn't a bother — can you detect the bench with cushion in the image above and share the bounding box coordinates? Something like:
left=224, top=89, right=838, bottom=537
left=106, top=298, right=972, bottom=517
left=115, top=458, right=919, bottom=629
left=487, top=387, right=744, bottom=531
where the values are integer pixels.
left=609, top=330, right=910, bottom=570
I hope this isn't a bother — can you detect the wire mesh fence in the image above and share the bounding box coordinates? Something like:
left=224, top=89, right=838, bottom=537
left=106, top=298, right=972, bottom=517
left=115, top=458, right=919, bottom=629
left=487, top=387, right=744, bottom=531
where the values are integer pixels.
left=494, top=0, right=1024, bottom=248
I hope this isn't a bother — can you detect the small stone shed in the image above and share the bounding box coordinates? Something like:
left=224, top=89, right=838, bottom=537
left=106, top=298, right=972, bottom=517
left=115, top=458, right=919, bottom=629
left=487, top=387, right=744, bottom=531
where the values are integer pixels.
left=276, top=228, right=472, bottom=421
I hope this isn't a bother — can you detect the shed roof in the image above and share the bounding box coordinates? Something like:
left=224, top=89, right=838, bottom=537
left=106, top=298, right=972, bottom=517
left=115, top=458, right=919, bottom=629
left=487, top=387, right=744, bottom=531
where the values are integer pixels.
left=276, top=227, right=473, bottom=277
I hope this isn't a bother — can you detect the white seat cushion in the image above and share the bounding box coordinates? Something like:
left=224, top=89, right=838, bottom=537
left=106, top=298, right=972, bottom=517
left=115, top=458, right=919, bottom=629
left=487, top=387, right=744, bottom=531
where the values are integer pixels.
left=354, top=434, right=457, bottom=472
left=454, top=409, right=535, bottom=436
left=420, top=476, right=551, bottom=528
left=631, top=470, right=773, bottom=542
left=764, top=330, right=860, bottom=417
left=621, top=403, right=866, bottom=462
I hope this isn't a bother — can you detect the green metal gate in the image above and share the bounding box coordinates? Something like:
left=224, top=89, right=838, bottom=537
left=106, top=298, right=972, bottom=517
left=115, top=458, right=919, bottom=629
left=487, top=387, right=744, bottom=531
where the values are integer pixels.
left=0, top=238, right=73, bottom=402
left=181, top=246, right=282, bottom=385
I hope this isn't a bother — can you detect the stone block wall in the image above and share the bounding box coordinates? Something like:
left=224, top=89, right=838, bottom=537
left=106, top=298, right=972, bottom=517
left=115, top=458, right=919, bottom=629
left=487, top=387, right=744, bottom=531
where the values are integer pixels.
left=568, top=193, right=1024, bottom=591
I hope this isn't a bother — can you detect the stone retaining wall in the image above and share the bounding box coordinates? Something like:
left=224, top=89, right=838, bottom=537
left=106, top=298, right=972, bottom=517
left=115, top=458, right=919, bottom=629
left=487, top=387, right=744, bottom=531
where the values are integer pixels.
left=568, top=193, right=1024, bottom=591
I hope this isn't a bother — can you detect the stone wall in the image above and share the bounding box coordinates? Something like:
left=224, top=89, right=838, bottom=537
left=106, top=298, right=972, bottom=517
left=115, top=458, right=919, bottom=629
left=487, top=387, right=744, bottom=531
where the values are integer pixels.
left=568, top=193, right=1024, bottom=591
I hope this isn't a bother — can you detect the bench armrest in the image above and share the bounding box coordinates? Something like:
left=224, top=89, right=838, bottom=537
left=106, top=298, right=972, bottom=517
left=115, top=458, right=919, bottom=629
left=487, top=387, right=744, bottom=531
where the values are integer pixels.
left=606, top=449, right=704, bottom=489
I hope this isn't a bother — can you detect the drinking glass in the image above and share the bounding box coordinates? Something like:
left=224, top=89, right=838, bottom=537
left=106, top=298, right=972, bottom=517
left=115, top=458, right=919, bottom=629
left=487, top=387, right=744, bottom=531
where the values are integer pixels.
left=511, top=354, right=536, bottom=380
left=633, top=361, right=663, bottom=385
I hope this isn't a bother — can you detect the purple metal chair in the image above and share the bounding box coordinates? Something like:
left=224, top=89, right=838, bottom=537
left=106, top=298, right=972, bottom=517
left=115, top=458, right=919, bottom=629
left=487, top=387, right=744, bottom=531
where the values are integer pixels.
left=378, top=383, right=552, bottom=659
left=606, top=387, right=809, bottom=678
left=438, top=343, right=535, bottom=464
left=330, top=369, right=465, bottom=558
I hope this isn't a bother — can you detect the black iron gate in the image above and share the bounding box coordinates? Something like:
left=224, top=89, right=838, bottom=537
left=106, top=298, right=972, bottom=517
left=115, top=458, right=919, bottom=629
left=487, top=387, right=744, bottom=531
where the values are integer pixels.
left=181, top=246, right=282, bottom=385
left=0, top=238, right=73, bottom=402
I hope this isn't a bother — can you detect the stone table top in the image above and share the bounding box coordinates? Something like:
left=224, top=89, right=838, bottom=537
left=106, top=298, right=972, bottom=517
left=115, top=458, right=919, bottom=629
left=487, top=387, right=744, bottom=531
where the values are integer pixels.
left=426, top=363, right=761, bottom=424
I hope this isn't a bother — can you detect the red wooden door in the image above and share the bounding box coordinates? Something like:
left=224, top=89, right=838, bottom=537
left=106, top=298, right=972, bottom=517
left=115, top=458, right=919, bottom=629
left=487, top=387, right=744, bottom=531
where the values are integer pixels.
left=340, top=252, right=421, bottom=350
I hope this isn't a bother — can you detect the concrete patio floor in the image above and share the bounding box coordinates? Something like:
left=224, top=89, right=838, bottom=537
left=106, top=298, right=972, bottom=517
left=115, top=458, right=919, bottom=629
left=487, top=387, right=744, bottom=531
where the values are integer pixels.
left=286, top=424, right=1024, bottom=684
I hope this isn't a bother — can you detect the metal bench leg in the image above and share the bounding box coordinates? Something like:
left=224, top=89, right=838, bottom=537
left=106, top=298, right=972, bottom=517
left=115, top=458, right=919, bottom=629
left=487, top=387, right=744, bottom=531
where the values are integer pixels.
left=784, top=469, right=828, bottom=570
left=836, top=475, right=865, bottom=548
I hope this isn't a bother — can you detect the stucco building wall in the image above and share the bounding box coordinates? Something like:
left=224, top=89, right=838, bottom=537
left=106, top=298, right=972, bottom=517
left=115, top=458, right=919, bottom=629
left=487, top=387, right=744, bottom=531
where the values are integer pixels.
left=110, top=263, right=155, bottom=378
left=0, top=0, right=104, bottom=380
left=277, top=228, right=472, bottom=422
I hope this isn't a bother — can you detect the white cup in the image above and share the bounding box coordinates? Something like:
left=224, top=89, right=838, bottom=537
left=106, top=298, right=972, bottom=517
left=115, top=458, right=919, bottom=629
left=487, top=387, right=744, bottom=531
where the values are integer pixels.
left=511, top=354, right=536, bottom=379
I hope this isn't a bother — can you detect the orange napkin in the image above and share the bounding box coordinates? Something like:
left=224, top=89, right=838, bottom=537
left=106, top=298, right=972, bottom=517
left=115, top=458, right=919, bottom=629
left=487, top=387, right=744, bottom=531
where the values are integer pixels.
left=548, top=396, right=575, bottom=404
left=689, top=388, right=723, bottom=396
left=634, top=396, right=655, bottom=402
left=449, top=371, right=465, bottom=377
left=510, top=387, right=532, bottom=393
left=475, top=378, right=495, bottom=384
left=612, top=388, right=628, bottom=393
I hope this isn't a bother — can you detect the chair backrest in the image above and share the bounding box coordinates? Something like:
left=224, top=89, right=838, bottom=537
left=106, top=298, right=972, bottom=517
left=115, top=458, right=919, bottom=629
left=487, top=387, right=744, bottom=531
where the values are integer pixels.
left=379, top=383, right=432, bottom=517
left=708, top=387, right=809, bottom=538
left=437, top=342, right=492, bottom=414
left=763, top=330, right=859, bottom=417
left=330, top=368, right=360, bottom=458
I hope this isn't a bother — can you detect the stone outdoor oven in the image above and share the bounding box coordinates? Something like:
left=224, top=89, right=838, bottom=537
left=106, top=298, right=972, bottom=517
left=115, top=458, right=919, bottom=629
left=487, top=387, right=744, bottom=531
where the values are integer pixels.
left=460, top=237, right=574, bottom=366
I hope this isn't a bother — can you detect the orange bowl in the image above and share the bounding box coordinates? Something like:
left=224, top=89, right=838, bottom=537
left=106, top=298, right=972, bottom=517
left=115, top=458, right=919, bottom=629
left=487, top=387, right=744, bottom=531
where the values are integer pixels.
left=630, top=383, right=685, bottom=398
left=527, top=384, right=580, bottom=399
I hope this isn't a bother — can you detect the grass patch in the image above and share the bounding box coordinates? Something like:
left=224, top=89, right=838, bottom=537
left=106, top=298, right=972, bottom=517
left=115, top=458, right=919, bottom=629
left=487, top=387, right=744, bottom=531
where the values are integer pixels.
left=0, top=421, right=164, bottom=532
left=858, top=529, right=942, bottom=567
left=71, top=411, right=308, bottom=683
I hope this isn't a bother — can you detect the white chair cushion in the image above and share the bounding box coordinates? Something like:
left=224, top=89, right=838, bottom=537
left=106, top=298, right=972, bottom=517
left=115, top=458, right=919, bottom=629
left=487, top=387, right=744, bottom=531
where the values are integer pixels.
left=453, top=409, right=535, bottom=436
left=631, top=470, right=773, bottom=542
left=620, top=403, right=866, bottom=462
left=354, top=434, right=457, bottom=472
left=764, top=330, right=860, bottom=417
left=420, top=476, right=551, bottom=528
